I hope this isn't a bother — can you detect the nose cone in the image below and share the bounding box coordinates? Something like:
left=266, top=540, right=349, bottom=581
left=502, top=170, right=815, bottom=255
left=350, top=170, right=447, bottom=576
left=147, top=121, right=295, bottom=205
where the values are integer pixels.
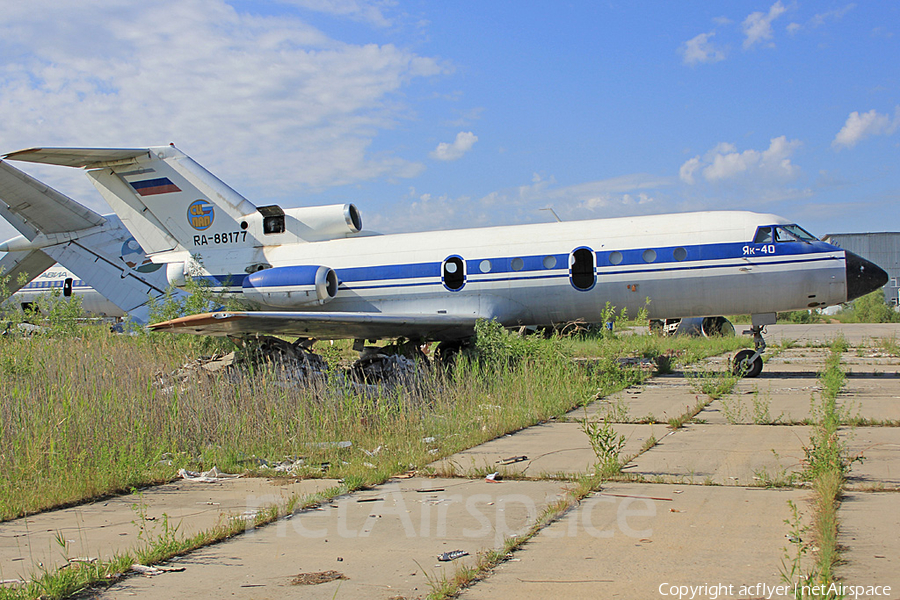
left=846, top=251, right=889, bottom=302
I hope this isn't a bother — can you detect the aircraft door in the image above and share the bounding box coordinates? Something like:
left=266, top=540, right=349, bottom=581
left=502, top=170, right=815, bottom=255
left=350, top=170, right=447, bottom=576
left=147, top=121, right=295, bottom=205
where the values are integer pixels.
left=442, top=256, right=466, bottom=291
left=569, top=247, right=595, bottom=291
left=63, top=278, right=73, bottom=297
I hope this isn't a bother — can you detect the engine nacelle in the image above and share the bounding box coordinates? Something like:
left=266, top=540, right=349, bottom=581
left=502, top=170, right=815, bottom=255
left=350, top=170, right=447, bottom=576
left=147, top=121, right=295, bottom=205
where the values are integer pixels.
left=241, top=265, right=338, bottom=308
left=166, top=262, right=187, bottom=287
left=284, top=204, right=362, bottom=241
left=650, top=316, right=735, bottom=337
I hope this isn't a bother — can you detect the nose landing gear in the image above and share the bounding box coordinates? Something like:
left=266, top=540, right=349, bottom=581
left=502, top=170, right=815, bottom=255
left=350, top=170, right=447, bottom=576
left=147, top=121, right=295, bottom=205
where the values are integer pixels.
left=732, top=314, right=775, bottom=378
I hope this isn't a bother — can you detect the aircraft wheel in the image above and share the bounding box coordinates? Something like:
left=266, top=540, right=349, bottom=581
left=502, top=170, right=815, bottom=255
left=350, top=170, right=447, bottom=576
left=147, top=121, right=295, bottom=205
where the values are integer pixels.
left=732, top=349, right=763, bottom=378
left=435, top=341, right=462, bottom=365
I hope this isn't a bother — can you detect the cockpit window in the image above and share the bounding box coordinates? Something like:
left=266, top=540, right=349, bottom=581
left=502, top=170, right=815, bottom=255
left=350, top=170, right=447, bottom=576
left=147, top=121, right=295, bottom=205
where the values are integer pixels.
left=774, top=227, right=796, bottom=243
left=754, top=224, right=819, bottom=244
left=782, top=224, right=818, bottom=242
left=753, top=227, right=773, bottom=244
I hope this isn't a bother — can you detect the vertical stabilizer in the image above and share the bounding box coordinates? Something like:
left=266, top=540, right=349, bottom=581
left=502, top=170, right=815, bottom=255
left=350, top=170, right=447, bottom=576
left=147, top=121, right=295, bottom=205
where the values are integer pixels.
left=5, top=145, right=260, bottom=257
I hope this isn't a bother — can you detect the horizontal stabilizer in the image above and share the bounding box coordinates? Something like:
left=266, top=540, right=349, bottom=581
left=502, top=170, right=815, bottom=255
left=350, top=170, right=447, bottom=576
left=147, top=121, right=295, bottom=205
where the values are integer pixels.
left=149, top=311, right=479, bottom=341
left=0, top=161, right=105, bottom=236
left=4, top=148, right=149, bottom=168
left=0, top=250, right=57, bottom=296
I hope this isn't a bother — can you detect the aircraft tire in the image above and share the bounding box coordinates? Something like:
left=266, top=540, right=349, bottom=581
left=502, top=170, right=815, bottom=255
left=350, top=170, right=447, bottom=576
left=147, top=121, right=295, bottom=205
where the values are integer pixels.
left=435, top=341, right=462, bottom=365
left=732, top=349, right=763, bottom=378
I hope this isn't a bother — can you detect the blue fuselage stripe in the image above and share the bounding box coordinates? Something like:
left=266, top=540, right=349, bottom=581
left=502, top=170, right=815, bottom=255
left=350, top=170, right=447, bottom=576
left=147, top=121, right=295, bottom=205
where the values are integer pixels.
left=201, top=240, right=842, bottom=293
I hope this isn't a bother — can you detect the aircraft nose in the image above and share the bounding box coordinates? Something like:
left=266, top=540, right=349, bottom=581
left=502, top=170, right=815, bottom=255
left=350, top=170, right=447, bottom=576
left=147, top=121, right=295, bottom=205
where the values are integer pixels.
left=846, top=251, right=889, bottom=302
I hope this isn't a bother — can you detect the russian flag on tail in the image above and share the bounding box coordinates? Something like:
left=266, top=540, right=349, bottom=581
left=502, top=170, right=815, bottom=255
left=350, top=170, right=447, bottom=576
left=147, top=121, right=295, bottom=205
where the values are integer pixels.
left=130, top=177, right=181, bottom=196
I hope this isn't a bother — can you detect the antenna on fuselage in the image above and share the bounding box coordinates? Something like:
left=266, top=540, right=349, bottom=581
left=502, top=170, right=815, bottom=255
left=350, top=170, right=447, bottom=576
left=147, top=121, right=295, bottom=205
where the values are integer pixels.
left=540, top=207, right=562, bottom=222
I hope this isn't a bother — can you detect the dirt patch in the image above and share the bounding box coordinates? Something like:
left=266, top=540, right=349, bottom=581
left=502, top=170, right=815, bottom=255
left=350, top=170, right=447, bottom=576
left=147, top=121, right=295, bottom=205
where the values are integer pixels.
left=290, top=570, right=348, bottom=585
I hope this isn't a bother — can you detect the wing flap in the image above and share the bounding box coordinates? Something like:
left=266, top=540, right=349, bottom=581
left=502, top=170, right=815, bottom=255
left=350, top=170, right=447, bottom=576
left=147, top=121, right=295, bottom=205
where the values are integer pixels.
left=149, top=311, right=479, bottom=341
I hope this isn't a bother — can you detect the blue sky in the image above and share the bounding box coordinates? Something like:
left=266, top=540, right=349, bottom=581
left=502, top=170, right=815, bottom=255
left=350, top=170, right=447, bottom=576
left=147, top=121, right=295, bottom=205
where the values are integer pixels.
left=0, top=0, right=898, bottom=244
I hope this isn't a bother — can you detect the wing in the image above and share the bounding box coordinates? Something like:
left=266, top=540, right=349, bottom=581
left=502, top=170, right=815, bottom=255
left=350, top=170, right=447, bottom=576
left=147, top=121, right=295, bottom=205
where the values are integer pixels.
left=0, top=250, right=57, bottom=296
left=0, top=160, right=105, bottom=236
left=149, top=311, right=479, bottom=341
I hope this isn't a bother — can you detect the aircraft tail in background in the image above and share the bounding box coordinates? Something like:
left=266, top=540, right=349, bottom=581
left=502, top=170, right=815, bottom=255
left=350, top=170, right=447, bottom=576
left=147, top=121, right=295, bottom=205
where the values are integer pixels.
left=4, top=145, right=260, bottom=260
left=0, top=159, right=181, bottom=323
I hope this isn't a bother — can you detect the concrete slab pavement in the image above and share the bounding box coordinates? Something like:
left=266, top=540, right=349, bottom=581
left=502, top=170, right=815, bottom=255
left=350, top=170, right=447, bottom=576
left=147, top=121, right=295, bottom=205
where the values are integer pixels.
left=430, top=423, right=662, bottom=478
left=841, top=427, right=900, bottom=489
left=566, top=374, right=700, bottom=425
left=459, top=483, right=812, bottom=600
left=836, top=492, right=900, bottom=593
left=625, top=424, right=811, bottom=486
left=0, top=477, right=339, bottom=581
left=703, top=348, right=826, bottom=425
left=95, top=478, right=569, bottom=600
left=763, top=323, right=900, bottom=346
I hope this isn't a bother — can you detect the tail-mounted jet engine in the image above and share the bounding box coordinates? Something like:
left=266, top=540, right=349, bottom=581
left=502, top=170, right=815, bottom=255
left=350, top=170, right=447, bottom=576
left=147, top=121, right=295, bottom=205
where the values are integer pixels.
left=241, top=265, right=338, bottom=308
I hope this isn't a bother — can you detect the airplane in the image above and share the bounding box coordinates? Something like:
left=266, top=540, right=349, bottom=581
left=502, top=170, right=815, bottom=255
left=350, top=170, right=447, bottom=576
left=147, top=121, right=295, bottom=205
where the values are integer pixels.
left=3, top=144, right=888, bottom=377
left=0, top=159, right=184, bottom=324
left=3, top=263, right=124, bottom=317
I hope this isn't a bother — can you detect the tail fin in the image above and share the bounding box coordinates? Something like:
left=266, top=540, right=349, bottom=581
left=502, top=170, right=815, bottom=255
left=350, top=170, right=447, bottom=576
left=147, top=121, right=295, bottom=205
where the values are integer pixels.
left=0, top=159, right=182, bottom=323
left=5, top=145, right=259, bottom=257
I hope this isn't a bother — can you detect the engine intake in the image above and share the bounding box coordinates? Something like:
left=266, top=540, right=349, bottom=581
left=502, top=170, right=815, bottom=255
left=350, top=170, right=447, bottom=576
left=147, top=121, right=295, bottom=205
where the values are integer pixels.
left=242, top=265, right=338, bottom=308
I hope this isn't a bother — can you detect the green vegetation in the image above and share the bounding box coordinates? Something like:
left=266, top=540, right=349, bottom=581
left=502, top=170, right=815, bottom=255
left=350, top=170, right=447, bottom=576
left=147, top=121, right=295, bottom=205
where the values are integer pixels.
left=0, top=316, right=745, bottom=522
left=833, top=289, right=900, bottom=323
left=0, top=302, right=755, bottom=598
left=577, top=412, right=627, bottom=475
left=781, top=339, right=861, bottom=598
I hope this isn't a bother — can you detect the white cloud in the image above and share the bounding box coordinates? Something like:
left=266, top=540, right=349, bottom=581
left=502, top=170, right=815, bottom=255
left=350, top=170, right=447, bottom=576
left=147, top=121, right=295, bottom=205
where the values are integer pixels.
left=679, top=156, right=701, bottom=184
left=832, top=107, right=900, bottom=149
left=430, top=131, right=478, bottom=161
left=681, top=136, right=802, bottom=184
left=280, top=0, right=397, bottom=27
left=681, top=32, right=726, bottom=66
left=742, top=1, right=787, bottom=49
left=810, top=4, right=855, bottom=28
left=0, top=0, right=448, bottom=205
left=368, top=173, right=672, bottom=232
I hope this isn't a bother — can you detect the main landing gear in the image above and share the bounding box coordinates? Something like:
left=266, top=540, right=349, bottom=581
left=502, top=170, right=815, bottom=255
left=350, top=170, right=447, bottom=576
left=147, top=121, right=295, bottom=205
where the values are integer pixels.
left=732, top=313, right=775, bottom=378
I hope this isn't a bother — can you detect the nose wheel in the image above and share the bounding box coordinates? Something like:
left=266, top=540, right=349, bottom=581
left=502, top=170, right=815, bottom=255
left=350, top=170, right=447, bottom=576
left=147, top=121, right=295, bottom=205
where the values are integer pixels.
left=732, top=323, right=767, bottom=377
left=733, top=348, right=763, bottom=377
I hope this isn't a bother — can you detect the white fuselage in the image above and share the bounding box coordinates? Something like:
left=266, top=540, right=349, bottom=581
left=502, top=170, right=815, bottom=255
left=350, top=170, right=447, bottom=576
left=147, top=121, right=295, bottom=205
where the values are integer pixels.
left=197, top=211, right=847, bottom=327
left=10, top=265, right=124, bottom=317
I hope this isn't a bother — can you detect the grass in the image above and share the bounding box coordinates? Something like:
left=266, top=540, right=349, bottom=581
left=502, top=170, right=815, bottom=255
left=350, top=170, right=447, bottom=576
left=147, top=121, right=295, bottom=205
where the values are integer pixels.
left=0, top=321, right=749, bottom=522
left=0, top=312, right=761, bottom=598
left=781, top=338, right=861, bottom=598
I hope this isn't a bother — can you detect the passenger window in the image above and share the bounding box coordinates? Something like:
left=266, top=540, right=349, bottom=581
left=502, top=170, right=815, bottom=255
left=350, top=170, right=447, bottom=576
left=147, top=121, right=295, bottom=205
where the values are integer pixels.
left=673, top=247, right=687, bottom=261
left=754, top=227, right=773, bottom=244
left=443, top=256, right=465, bottom=291
left=570, top=248, right=595, bottom=291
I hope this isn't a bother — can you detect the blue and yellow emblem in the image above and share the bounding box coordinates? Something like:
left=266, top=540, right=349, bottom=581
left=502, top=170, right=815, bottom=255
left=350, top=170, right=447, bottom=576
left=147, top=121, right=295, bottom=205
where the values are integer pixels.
left=187, top=199, right=215, bottom=231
